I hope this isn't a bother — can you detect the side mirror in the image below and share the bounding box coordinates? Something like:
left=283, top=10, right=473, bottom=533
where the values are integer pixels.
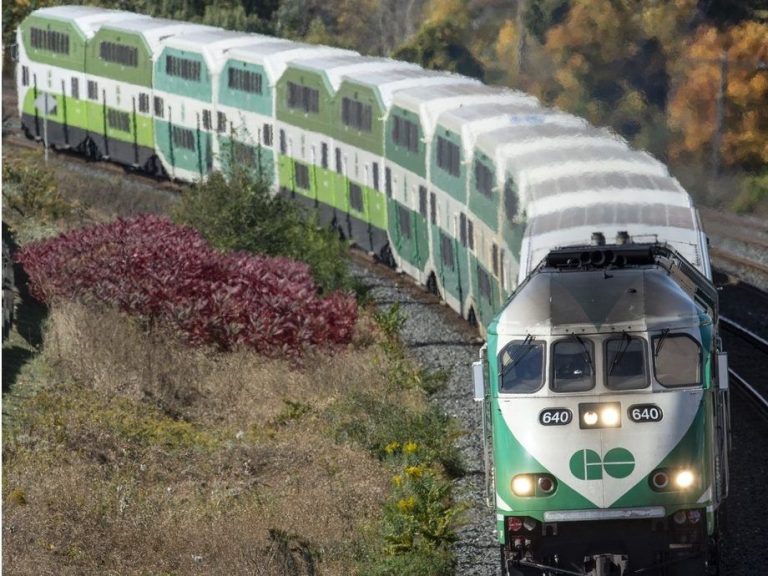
left=718, top=352, right=729, bottom=391
left=472, top=360, right=485, bottom=402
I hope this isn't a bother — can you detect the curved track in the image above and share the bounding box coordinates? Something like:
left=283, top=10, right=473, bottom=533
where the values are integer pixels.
left=721, top=315, right=768, bottom=417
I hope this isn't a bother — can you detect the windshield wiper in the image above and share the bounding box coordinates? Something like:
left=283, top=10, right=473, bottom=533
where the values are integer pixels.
left=608, top=331, right=632, bottom=376
left=655, top=328, right=670, bottom=357
left=505, top=333, right=534, bottom=372
left=570, top=333, right=593, bottom=372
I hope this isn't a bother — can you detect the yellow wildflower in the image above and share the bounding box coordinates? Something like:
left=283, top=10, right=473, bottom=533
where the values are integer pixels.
left=403, top=441, right=418, bottom=454
left=392, top=474, right=402, bottom=487
left=397, top=496, right=416, bottom=512
left=405, top=465, right=423, bottom=478
left=384, top=441, right=400, bottom=454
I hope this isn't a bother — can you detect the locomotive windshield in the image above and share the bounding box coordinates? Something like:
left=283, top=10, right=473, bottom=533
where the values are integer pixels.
left=652, top=332, right=701, bottom=387
left=499, top=338, right=544, bottom=393
left=551, top=337, right=594, bottom=392
left=605, top=334, right=648, bottom=390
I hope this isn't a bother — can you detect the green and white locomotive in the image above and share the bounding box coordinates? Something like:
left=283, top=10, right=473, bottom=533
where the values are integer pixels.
left=16, top=7, right=729, bottom=574
left=473, top=240, right=730, bottom=575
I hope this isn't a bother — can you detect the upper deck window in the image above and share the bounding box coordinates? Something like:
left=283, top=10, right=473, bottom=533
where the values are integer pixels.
left=392, top=116, right=418, bottom=152
left=287, top=82, right=319, bottom=113
left=605, top=334, right=648, bottom=390
left=653, top=332, right=701, bottom=387
left=166, top=55, right=201, bottom=82
left=551, top=337, right=595, bottom=392
left=341, top=97, right=372, bottom=132
left=228, top=67, right=262, bottom=94
left=499, top=338, right=545, bottom=393
left=475, top=160, right=493, bottom=198
left=100, top=42, right=138, bottom=67
left=436, top=136, right=460, bottom=177
left=30, top=28, right=69, bottom=55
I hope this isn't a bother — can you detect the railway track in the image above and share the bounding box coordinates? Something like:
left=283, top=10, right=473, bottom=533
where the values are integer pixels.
left=721, top=316, right=768, bottom=417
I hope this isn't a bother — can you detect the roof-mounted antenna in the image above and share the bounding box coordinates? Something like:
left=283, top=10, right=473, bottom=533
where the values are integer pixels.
left=591, top=232, right=605, bottom=246
left=616, top=230, right=630, bottom=245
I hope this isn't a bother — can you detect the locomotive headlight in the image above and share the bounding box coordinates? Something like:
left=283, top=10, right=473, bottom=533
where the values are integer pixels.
left=674, top=469, right=695, bottom=489
left=600, top=406, right=620, bottom=427
left=583, top=411, right=599, bottom=426
left=512, top=475, right=534, bottom=497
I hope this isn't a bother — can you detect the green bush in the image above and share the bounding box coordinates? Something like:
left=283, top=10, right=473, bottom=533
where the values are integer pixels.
left=2, top=149, right=71, bottom=222
left=173, top=166, right=351, bottom=294
left=730, top=171, right=768, bottom=214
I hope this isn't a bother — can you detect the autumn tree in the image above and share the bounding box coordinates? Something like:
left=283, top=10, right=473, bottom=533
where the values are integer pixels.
left=668, top=20, right=768, bottom=170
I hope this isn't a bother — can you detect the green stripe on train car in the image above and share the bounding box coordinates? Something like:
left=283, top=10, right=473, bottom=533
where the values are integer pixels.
left=432, top=227, right=470, bottom=308
left=154, top=47, right=211, bottom=103
left=384, top=107, right=426, bottom=179
left=469, top=151, right=498, bottom=231
left=22, top=89, right=154, bottom=149
left=86, top=28, right=152, bottom=87
left=331, top=81, right=384, bottom=156
left=20, top=15, right=87, bottom=72
left=155, top=119, right=213, bottom=176
left=219, top=61, right=272, bottom=116
left=430, top=127, right=466, bottom=203
left=388, top=200, right=428, bottom=271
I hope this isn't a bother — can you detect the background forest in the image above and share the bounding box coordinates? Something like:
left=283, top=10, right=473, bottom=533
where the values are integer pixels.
left=3, top=0, right=767, bottom=214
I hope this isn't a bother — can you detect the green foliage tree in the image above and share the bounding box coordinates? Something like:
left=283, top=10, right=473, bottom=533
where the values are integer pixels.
left=393, top=19, right=484, bottom=80
left=173, top=167, right=351, bottom=295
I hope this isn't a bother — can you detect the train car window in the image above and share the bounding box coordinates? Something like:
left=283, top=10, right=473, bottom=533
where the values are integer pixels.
left=335, top=147, right=342, bottom=173
left=385, top=167, right=392, bottom=198
left=652, top=333, right=701, bottom=387
left=419, top=186, right=428, bottom=217
left=504, top=178, right=518, bottom=221
left=166, top=55, right=201, bottom=82
left=70, top=77, right=79, bottom=99
left=372, top=162, right=379, bottom=190
left=440, top=233, right=454, bottom=270
left=295, top=163, right=310, bottom=190
left=321, top=142, right=328, bottom=169
left=228, top=67, right=262, bottom=94
left=202, top=110, right=212, bottom=130
left=398, top=205, right=411, bottom=239
left=138, top=93, right=149, bottom=114
left=477, top=266, right=492, bottom=303
left=551, top=338, right=595, bottom=392
left=22, top=66, right=29, bottom=87
left=263, top=124, right=273, bottom=146
left=436, top=136, right=460, bottom=177
left=279, top=130, right=286, bottom=154
left=499, top=339, right=545, bottom=393
left=88, top=80, right=98, bottom=101
left=605, top=335, right=648, bottom=390
left=216, top=112, right=227, bottom=133
left=100, top=42, right=138, bottom=67
left=430, top=192, right=436, bottom=225
left=475, top=160, right=493, bottom=198
left=492, top=243, right=499, bottom=276
left=349, top=183, right=364, bottom=212
left=467, top=219, right=474, bottom=251
left=172, top=126, right=195, bottom=151
left=107, top=109, right=130, bottom=133
left=154, top=96, right=164, bottom=118
left=459, top=213, right=467, bottom=247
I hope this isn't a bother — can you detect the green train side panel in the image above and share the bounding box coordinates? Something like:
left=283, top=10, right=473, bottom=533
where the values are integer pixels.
left=86, top=29, right=152, bottom=86
left=388, top=200, right=428, bottom=271
left=219, top=136, right=275, bottom=182
left=432, top=228, right=470, bottom=307
left=20, top=16, right=87, bottom=72
left=384, top=106, right=426, bottom=179
left=275, top=68, right=334, bottom=135
left=430, top=127, right=466, bottom=203
left=332, top=81, right=384, bottom=156
left=332, top=173, right=350, bottom=213
left=154, top=48, right=211, bottom=103
left=469, top=152, right=498, bottom=231
left=610, top=398, right=712, bottom=510
left=469, top=255, right=501, bottom=326
left=155, top=120, right=213, bottom=176
left=219, top=61, right=273, bottom=116
left=315, top=165, right=336, bottom=209
left=278, top=155, right=295, bottom=190
left=22, top=89, right=86, bottom=134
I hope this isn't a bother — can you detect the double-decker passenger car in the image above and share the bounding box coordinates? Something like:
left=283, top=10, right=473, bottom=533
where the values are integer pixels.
left=17, top=7, right=728, bottom=573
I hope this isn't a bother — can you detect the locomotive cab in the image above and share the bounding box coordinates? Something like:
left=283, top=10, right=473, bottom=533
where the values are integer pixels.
left=475, top=243, right=729, bottom=576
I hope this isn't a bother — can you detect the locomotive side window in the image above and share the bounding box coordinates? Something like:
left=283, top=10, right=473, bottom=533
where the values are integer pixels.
left=499, top=339, right=545, bottom=393
left=551, top=338, right=594, bottom=392
left=652, top=332, right=701, bottom=387
left=605, top=335, right=648, bottom=390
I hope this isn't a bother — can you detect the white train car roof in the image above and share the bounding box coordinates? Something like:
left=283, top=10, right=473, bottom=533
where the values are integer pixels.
left=349, top=67, right=476, bottom=110
left=30, top=6, right=149, bottom=38
left=392, top=83, right=535, bottom=142
left=437, top=100, right=545, bottom=158
left=226, top=41, right=354, bottom=87
left=97, top=18, right=220, bottom=56
left=290, top=55, right=418, bottom=92
left=160, top=29, right=275, bottom=74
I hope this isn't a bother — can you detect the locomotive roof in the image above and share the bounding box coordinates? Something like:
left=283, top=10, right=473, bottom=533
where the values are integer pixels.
left=527, top=172, right=685, bottom=204
left=494, top=267, right=702, bottom=336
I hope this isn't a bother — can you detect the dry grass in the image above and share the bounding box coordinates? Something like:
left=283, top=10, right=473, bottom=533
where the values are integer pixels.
left=2, top=302, right=432, bottom=575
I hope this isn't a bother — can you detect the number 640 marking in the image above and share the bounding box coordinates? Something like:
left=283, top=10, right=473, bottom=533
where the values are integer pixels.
left=628, top=404, right=663, bottom=423
left=539, top=408, right=573, bottom=426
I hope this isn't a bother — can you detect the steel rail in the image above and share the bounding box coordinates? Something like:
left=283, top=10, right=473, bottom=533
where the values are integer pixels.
left=729, top=368, right=768, bottom=416
left=720, top=316, right=768, bottom=353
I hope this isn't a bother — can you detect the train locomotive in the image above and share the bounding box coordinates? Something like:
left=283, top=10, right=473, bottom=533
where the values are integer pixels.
left=15, top=6, right=729, bottom=575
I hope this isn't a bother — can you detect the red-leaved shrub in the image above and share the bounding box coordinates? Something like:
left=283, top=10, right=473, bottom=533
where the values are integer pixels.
left=17, top=215, right=357, bottom=356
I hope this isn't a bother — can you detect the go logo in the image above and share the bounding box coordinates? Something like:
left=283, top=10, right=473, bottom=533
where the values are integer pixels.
left=569, top=448, right=635, bottom=480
